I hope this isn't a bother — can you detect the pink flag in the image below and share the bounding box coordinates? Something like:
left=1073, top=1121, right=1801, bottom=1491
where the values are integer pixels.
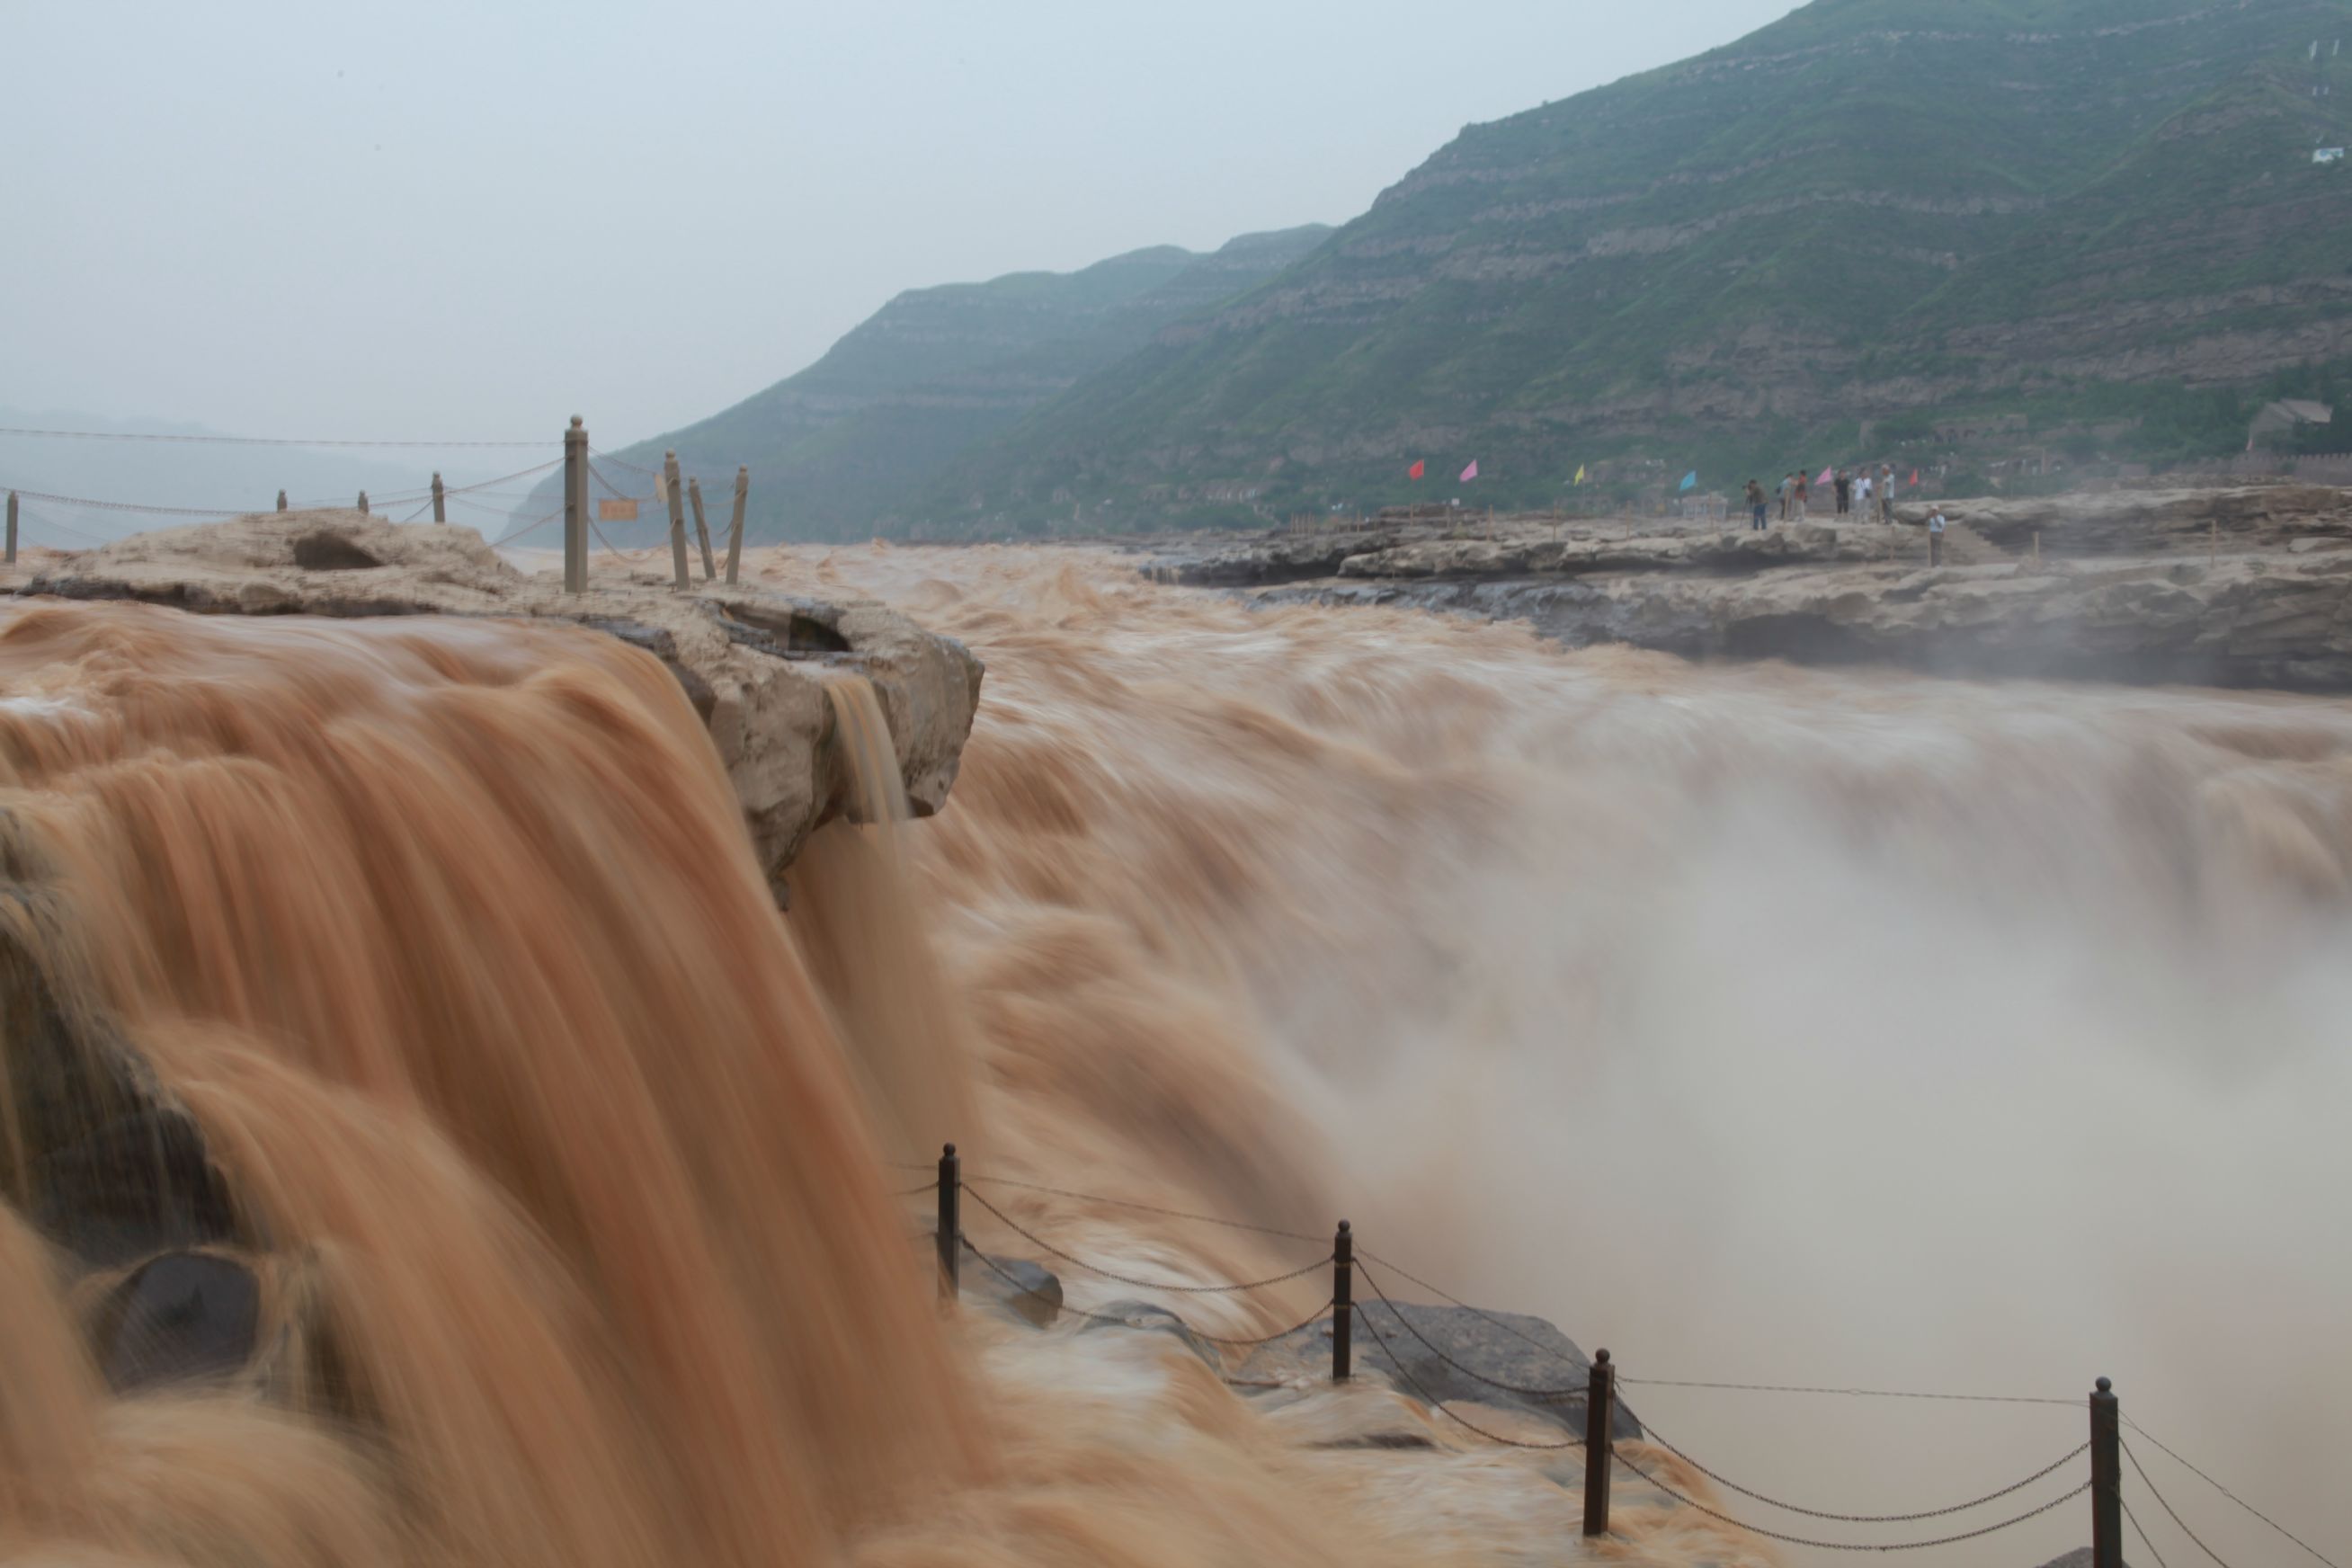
left=1817, top=467, right=1833, bottom=487
left=1460, top=460, right=1479, bottom=483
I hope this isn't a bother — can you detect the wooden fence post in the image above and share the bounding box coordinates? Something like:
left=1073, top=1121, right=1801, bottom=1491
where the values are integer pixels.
left=725, top=466, right=748, bottom=585
left=664, top=450, right=691, bottom=592
left=4, top=491, right=14, bottom=566
left=689, top=477, right=716, bottom=581
left=357, top=490, right=370, bottom=515
left=563, top=417, right=588, bottom=594
left=276, top=489, right=288, bottom=512
left=431, top=472, right=447, bottom=523
left=1332, top=1221, right=1353, bottom=1381
left=2091, top=1377, right=2122, bottom=1568
left=936, top=1144, right=961, bottom=1303
left=1582, top=1350, right=1616, bottom=1537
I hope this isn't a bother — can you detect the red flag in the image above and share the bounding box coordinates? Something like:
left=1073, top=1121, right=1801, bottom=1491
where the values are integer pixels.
left=1409, top=459, right=1425, bottom=480
left=1910, top=469, right=1920, bottom=486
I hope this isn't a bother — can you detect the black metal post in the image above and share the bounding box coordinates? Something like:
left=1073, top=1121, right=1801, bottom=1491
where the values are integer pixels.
left=1332, top=1220, right=1353, bottom=1382
left=936, top=1144, right=960, bottom=1303
left=1583, top=1349, right=1615, bottom=1537
left=563, top=417, right=588, bottom=594
left=431, top=471, right=447, bottom=523
left=2091, top=1376, right=2122, bottom=1568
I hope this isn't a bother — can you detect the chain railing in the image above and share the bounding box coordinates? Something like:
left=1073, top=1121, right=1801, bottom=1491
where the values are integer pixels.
left=905, top=1145, right=2334, bottom=1568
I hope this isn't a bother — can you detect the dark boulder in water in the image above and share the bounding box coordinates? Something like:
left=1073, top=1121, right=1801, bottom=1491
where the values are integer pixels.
left=1241, top=1300, right=1644, bottom=1443
left=92, top=1249, right=261, bottom=1392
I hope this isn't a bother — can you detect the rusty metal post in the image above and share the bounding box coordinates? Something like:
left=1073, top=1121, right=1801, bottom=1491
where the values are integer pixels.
left=431, top=472, right=446, bottom=523
left=725, top=466, right=748, bottom=585
left=357, top=490, right=370, bottom=515
left=563, top=417, right=588, bottom=594
left=936, top=1144, right=961, bottom=1303
left=688, top=477, right=716, bottom=581
left=664, top=450, right=690, bottom=591
left=275, top=489, right=288, bottom=512
left=2091, top=1377, right=2122, bottom=1568
left=4, top=491, right=14, bottom=565
left=1583, top=1350, right=1616, bottom=1537
left=1332, top=1220, right=1353, bottom=1382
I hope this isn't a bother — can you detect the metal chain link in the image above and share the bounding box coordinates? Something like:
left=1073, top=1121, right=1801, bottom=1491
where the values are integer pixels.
left=1635, top=1414, right=2089, bottom=1524
left=1621, top=1374, right=2075, bottom=1406
left=1349, top=1301, right=1583, bottom=1451
left=2126, top=1418, right=2340, bottom=1568
left=960, top=1184, right=1331, bottom=1295
left=2126, top=1495, right=2176, bottom=1568
left=1352, top=1260, right=1587, bottom=1398
left=964, top=1172, right=1324, bottom=1243
left=2125, top=1440, right=2237, bottom=1568
left=1611, top=1442, right=2089, bottom=1553
left=958, top=1237, right=1333, bottom=1350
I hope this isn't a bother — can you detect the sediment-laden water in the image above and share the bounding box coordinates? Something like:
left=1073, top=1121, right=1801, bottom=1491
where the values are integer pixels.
left=3, top=547, right=2346, bottom=1568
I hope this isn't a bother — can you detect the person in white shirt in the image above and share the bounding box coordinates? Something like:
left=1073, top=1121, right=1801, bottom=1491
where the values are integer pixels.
left=1928, top=507, right=1947, bottom=566
left=1857, top=472, right=1874, bottom=514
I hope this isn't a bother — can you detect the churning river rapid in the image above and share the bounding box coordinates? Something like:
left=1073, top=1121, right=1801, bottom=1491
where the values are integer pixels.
left=2, top=542, right=2345, bottom=1568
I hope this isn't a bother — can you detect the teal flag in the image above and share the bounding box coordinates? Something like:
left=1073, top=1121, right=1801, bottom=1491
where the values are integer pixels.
left=1679, top=470, right=1698, bottom=492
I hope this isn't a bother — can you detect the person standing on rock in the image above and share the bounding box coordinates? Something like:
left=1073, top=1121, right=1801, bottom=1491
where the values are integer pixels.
left=1834, top=468, right=1852, bottom=515
left=1878, top=464, right=1897, bottom=524
left=1928, top=506, right=1947, bottom=566
left=1746, top=478, right=1768, bottom=530
left=1793, top=469, right=1811, bottom=522
left=1856, top=469, right=1874, bottom=518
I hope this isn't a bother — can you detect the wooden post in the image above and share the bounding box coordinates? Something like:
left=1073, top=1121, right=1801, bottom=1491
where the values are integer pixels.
left=725, top=466, right=748, bottom=584
left=563, top=417, right=588, bottom=594
left=275, top=489, right=288, bottom=512
left=1332, top=1221, right=1353, bottom=1382
left=664, top=450, right=691, bottom=591
left=1582, top=1350, right=1617, bottom=1536
left=936, top=1144, right=961, bottom=1303
left=2091, top=1377, right=2122, bottom=1568
left=688, top=477, right=716, bottom=581
left=431, top=472, right=447, bottom=523
left=357, top=490, right=370, bottom=515
left=2210, top=517, right=2220, bottom=566
left=4, top=491, right=14, bottom=566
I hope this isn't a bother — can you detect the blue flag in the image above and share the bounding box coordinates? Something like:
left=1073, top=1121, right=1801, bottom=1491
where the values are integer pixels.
left=1679, top=470, right=1698, bottom=492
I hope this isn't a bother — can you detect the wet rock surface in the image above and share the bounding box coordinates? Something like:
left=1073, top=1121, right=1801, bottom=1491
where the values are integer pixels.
left=1237, top=1300, right=1644, bottom=1443
left=1196, top=492, right=2352, bottom=693
left=20, top=512, right=984, bottom=886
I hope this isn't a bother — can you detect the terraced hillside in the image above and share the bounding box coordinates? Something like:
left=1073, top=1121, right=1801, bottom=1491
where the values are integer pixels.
left=927, top=0, right=2352, bottom=529
left=539, top=227, right=1329, bottom=542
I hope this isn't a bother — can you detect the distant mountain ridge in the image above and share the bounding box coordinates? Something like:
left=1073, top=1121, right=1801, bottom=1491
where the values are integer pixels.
left=926, top=0, right=2352, bottom=528
left=541, top=226, right=1331, bottom=542
left=580, top=0, right=2352, bottom=541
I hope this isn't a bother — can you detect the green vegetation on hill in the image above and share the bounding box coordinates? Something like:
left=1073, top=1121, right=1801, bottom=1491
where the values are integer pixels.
left=537, top=227, right=1330, bottom=543
left=915, top=0, right=2352, bottom=530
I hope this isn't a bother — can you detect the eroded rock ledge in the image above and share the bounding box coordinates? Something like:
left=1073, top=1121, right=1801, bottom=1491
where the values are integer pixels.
left=20, top=512, right=984, bottom=888
left=1174, top=488, right=2352, bottom=692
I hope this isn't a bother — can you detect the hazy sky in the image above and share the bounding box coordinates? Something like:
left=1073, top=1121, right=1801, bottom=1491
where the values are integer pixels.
left=6, top=1, right=1793, bottom=450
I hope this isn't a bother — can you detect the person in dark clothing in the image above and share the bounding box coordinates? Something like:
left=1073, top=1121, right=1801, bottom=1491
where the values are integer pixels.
left=1746, top=478, right=1768, bottom=530
left=1834, top=468, right=1852, bottom=515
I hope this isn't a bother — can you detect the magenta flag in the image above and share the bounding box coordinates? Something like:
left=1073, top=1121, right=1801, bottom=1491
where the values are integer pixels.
left=1817, top=467, right=1833, bottom=486
left=1460, top=460, right=1479, bottom=482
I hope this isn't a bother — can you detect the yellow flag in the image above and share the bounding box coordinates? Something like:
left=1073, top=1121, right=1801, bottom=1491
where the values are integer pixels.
left=1573, top=465, right=1586, bottom=485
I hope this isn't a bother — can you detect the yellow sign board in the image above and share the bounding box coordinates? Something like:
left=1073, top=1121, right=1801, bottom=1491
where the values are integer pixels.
left=597, top=498, right=640, bottom=522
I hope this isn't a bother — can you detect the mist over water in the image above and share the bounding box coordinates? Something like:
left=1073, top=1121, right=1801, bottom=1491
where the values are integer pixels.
left=0, top=543, right=2342, bottom=1567
left=787, top=544, right=2352, bottom=1568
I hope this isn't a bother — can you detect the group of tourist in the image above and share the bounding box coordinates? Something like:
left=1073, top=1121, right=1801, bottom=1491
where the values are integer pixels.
left=1742, top=467, right=1950, bottom=564
left=1744, top=463, right=1902, bottom=531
